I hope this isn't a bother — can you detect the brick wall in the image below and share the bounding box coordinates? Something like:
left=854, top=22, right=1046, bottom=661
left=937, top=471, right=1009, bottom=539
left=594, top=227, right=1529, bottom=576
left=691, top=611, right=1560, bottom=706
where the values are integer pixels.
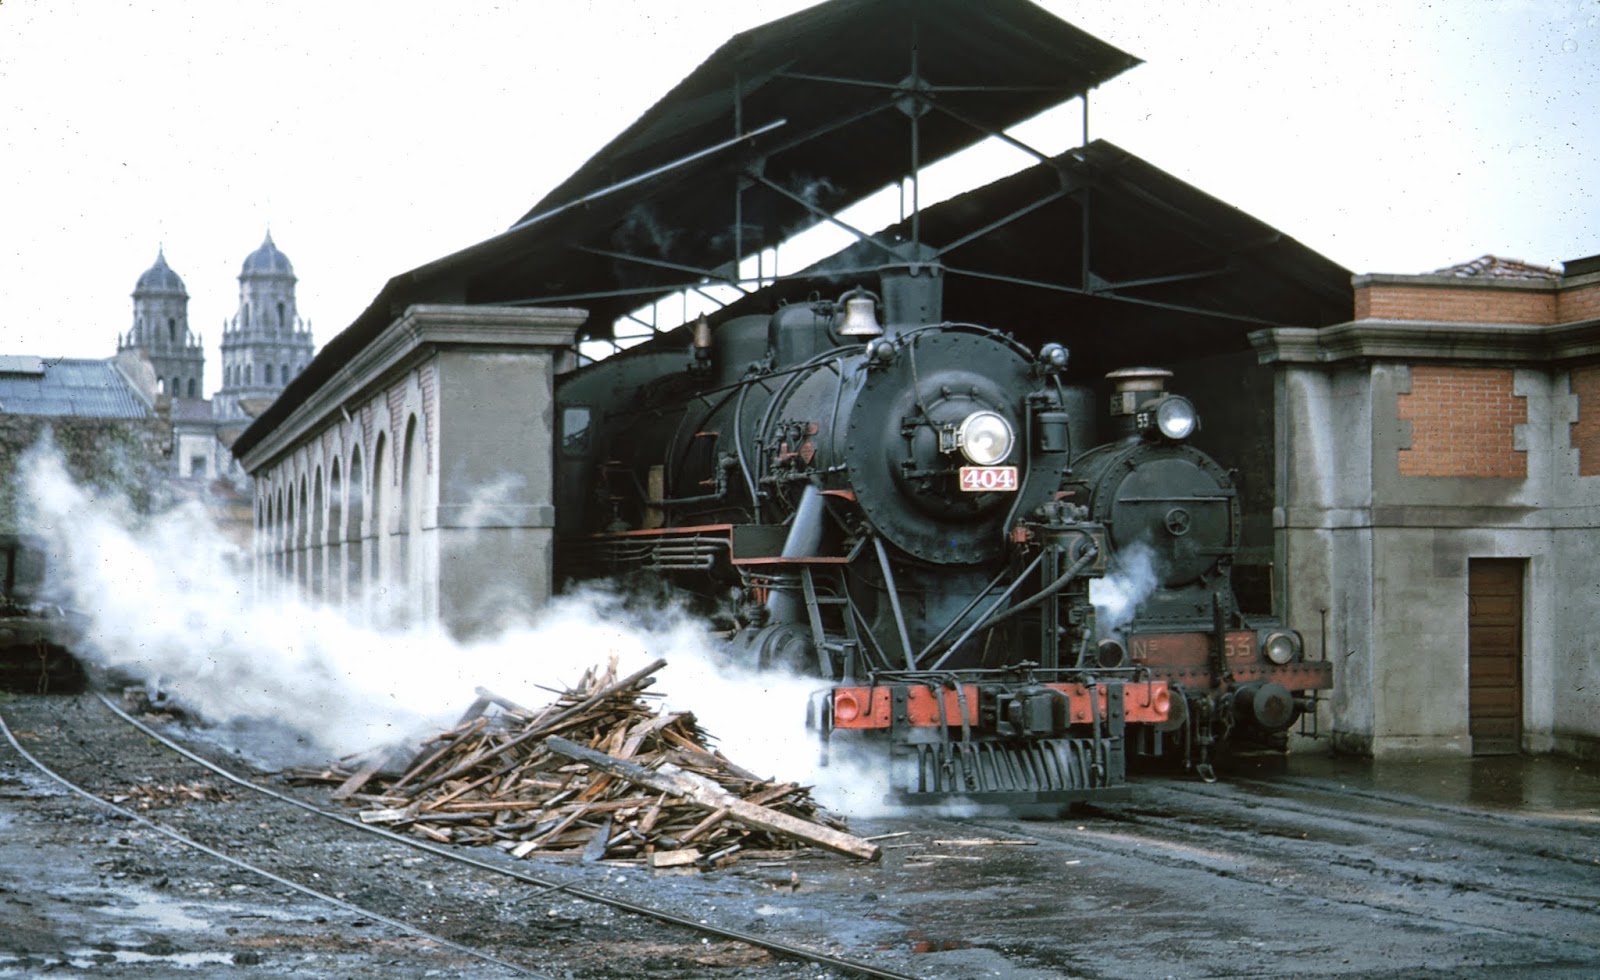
left=1559, top=281, right=1600, bottom=324
left=1356, top=284, right=1557, bottom=325
left=1397, top=366, right=1527, bottom=478
left=1571, top=365, right=1600, bottom=477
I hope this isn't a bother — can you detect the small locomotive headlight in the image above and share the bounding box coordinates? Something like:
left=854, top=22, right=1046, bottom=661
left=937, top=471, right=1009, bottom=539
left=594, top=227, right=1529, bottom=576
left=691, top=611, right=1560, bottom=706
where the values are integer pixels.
left=1263, top=630, right=1300, bottom=665
left=865, top=337, right=897, bottom=367
left=955, top=411, right=1014, bottom=465
left=1138, top=395, right=1199, bottom=441
left=1038, top=342, right=1069, bottom=372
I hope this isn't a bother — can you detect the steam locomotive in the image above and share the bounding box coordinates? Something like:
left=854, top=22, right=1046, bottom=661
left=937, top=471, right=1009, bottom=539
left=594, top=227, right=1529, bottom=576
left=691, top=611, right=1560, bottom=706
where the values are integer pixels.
left=553, top=262, right=1331, bottom=806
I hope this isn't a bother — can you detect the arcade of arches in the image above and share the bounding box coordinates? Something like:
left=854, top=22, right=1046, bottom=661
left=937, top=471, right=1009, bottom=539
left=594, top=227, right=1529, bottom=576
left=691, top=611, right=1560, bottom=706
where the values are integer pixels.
left=238, top=305, right=583, bottom=639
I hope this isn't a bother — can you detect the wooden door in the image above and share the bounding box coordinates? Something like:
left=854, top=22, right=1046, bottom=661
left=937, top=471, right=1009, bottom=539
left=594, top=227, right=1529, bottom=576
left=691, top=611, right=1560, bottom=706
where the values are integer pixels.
left=1468, top=559, right=1524, bottom=755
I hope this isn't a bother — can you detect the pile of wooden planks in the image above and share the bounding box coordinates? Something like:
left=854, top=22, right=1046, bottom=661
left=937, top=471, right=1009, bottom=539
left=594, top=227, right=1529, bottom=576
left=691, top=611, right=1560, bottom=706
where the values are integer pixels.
left=288, top=658, right=879, bottom=865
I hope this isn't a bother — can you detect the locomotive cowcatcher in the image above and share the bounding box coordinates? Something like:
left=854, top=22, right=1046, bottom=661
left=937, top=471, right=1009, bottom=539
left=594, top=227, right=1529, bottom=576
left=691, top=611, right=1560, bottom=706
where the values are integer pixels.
left=554, top=258, right=1332, bottom=806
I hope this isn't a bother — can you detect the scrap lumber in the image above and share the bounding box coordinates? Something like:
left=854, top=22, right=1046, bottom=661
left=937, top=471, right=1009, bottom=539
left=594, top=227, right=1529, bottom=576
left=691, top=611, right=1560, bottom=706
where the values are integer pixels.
left=545, top=736, right=881, bottom=862
left=297, top=658, right=868, bottom=864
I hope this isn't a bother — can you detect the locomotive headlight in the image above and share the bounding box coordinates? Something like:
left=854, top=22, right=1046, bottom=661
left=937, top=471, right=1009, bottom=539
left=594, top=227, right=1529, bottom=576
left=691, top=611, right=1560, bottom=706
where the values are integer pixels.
left=1263, top=630, right=1301, bottom=665
left=1139, top=395, right=1198, bottom=441
left=955, top=411, right=1014, bottom=465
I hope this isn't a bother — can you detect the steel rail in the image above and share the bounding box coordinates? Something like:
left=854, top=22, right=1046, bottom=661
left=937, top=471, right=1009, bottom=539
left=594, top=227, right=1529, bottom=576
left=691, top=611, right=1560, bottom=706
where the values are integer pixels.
left=0, top=704, right=547, bottom=979
left=94, top=693, right=918, bottom=980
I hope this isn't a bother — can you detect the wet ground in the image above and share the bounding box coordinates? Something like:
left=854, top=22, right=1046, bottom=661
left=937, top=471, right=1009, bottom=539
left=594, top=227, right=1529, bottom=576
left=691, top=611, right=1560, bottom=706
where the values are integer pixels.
left=3, top=694, right=1598, bottom=979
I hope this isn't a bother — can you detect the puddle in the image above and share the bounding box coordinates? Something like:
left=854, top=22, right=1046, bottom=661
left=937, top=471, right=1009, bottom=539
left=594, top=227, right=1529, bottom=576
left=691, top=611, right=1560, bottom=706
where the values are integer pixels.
left=97, top=891, right=213, bottom=932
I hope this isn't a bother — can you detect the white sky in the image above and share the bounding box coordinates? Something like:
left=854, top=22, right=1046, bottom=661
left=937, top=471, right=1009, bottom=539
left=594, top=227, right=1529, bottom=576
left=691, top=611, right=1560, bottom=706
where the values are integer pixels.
left=1, top=0, right=1596, bottom=383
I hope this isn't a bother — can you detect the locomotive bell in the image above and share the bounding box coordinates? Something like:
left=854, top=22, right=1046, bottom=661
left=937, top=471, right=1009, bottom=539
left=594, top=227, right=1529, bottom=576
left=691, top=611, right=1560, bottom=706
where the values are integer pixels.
left=836, top=287, right=883, bottom=338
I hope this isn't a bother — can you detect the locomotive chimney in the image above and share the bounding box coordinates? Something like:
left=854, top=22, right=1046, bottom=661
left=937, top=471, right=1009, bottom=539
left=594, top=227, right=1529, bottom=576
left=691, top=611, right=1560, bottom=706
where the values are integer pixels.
left=1106, top=367, right=1172, bottom=441
left=877, top=243, right=944, bottom=337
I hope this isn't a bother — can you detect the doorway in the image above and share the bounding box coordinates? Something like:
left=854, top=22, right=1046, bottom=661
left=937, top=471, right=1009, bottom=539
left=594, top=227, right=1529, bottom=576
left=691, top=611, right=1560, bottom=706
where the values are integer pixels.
left=1467, top=559, right=1524, bottom=755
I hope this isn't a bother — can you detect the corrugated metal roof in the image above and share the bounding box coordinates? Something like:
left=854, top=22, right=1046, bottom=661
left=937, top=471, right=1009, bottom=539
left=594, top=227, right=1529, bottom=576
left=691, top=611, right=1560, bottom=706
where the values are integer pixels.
left=0, top=356, right=44, bottom=376
left=650, top=139, right=1353, bottom=370
left=407, top=0, right=1139, bottom=325
left=0, top=358, right=151, bottom=419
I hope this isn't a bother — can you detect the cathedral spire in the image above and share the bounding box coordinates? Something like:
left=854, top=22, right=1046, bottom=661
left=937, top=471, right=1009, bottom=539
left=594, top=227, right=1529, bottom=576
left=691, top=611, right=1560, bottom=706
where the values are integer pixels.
left=125, top=246, right=202, bottom=399
left=217, top=232, right=314, bottom=421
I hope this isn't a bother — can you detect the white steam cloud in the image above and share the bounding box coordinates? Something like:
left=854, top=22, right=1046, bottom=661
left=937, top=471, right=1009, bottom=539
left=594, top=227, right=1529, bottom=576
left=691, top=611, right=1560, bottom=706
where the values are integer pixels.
left=1089, top=540, right=1162, bottom=637
left=13, top=439, right=896, bottom=814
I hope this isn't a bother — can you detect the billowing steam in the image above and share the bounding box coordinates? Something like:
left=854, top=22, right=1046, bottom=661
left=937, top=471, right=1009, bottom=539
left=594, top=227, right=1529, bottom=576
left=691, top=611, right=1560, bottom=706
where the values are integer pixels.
left=13, top=437, right=895, bottom=813
left=1089, top=540, right=1162, bottom=637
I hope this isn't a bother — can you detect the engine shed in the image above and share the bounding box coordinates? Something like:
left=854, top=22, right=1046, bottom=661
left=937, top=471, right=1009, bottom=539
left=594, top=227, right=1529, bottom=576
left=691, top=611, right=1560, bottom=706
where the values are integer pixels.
left=231, top=0, right=1598, bottom=762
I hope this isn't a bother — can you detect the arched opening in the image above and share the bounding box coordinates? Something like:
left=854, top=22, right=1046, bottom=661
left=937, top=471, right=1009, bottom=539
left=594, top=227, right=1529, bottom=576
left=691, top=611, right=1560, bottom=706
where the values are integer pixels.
left=246, top=364, right=253, bottom=384
left=265, top=364, right=275, bottom=384
left=311, top=466, right=325, bottom=600
left=277, top=302, right=286, bottom=330
left=329, top=458, right=345, bottom=608
left=372, top=433, right=389, bottom=622
left=276, top=487, right=288, bottom=589
left=280, top=363, right=289, bottom=385
left=298, top=477, right=309, bottom=594
left=168, top=318, right=176, bottom=344
left=254, top=495, right=265, bottom=596
left=347, top=446, right=366, bottom=617
left=399, top=415, right=422, bottom=621
left=186, top=378, right=196, bottom=398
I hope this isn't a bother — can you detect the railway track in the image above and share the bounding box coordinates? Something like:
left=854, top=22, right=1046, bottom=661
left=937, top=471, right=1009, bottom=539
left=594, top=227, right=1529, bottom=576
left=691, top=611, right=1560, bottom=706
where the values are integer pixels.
left=10, top=690, right=1598, bottom=978
left=0, top=692, right=917, bottom=980
left=1180, top=773, right=1600, bottom=871
left=949, top=775, right=1600, bottom=961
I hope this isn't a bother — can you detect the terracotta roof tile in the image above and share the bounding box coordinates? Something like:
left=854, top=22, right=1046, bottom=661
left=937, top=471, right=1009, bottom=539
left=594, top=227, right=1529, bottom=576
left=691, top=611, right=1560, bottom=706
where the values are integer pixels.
left=1431, top=255, right=1561, bottom=280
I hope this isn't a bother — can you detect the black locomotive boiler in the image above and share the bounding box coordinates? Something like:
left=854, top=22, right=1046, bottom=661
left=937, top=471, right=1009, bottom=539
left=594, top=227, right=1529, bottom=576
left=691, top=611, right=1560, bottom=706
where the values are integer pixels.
left=553, top=263, right=1331, bottom=805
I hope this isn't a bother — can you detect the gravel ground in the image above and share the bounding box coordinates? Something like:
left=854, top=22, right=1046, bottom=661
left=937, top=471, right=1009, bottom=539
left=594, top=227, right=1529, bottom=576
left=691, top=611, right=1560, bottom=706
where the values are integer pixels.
left=4, top=692, right=1599, bottom=979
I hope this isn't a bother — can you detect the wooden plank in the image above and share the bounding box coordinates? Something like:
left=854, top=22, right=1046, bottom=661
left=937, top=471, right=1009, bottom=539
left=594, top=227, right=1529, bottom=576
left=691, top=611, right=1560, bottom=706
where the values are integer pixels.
left=648, top=847, right=702, bottom=868
left=331, top=749, right=393, bottom=801
left=582, top=815, right=614, bottom=864
left=678, top=807, right=729, bottom=844
left=545, top=736, right=879, bottom=861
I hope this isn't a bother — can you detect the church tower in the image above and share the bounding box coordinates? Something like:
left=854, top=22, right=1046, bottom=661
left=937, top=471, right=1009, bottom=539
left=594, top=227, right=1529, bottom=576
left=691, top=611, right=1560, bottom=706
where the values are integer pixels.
left=215, top=231, right=315, bottom=422
left=120, top=247, right=205, bottom=399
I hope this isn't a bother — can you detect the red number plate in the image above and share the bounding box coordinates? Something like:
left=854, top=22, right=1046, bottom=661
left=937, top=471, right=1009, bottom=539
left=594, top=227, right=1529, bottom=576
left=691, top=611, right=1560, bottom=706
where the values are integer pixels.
left=958, top=466, right=1019, bottom=492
